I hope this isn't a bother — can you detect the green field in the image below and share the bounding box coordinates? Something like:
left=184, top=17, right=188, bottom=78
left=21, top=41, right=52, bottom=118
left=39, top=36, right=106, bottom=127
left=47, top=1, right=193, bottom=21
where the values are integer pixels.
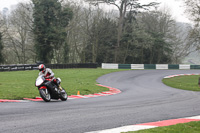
left=0, top=69, right=125, bottom=100
left=125, top=121, right=200, bottom=133
left=162, top=75, right=200, bottom=91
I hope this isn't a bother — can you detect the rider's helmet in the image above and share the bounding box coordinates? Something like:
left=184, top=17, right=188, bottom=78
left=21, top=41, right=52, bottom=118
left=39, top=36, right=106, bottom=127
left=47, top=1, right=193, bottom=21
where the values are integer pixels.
left=38, top=64, right=46, bottom=73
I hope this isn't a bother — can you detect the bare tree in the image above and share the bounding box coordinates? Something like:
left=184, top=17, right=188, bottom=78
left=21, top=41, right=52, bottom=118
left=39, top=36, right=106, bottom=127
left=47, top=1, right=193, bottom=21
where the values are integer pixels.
left=64, top=2, right=90, bottom=63
left=64, top=1, right=109, bottom=63
left=140, top=8, right=175, bottom=64
left=0, top=12, right=6, bottom=63
left=85, top=0, right=158, bottom=63
left=185, top=0, right=200, bottom=27
left=184, top=0, right=200, bottom=51
left=4, top=2, right=35, bottom=64
left=169, top=23, right=192, bottom=64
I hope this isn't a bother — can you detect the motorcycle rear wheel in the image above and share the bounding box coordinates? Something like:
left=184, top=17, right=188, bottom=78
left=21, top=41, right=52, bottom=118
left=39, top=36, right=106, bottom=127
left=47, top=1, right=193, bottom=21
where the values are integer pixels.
left=60, top=88, right=68, bottom=101
left=39, top=89, right=51, bottom=102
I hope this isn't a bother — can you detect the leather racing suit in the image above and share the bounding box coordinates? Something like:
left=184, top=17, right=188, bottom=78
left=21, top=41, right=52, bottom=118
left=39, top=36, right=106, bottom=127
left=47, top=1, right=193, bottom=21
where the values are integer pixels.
left=39, top=68, right=54, bottom=79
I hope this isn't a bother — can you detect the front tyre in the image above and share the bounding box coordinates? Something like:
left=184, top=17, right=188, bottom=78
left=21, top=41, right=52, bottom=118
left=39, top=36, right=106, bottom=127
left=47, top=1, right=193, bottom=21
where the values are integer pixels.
left=60, top=88, right=68, bottom=101
left=39, top=89, right=51, bottom=102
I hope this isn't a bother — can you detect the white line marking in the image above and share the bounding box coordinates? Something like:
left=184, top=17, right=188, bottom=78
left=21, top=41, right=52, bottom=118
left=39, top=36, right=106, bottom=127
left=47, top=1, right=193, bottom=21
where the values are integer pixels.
left=85, top=125, right=157, bottom=133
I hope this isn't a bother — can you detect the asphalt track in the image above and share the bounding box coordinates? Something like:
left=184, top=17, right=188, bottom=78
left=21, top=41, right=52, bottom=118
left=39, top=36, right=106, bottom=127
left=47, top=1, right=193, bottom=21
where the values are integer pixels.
left=1, top=70, right=200, bottom=133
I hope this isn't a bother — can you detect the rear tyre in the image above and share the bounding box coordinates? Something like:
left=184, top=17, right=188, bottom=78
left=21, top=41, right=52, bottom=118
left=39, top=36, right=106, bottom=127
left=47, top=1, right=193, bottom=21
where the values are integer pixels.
left=60, top=88, right=68, bottom=101
left=39, top=89, right=51, bottom=102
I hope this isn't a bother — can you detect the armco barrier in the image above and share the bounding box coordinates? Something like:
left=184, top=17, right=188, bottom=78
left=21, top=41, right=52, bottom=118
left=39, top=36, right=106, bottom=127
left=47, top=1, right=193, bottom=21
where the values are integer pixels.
left=102, top=63, right=200, bottom=69
left=118, top=64, right=131, bottom=69
left=102, top=63, right=118, bottom=69
left=144, top=64, right=156, bottom=69
left=0, top=63, right=97, bottom=72
left=179, top=64, right=190, bottom=69
left=190, top=65, right=200, bottom=69
left=156, top=64, right=168, bottom=69
left=131, top=64, right=144, bottom=69
left=168, top=64, right=179, bottom=69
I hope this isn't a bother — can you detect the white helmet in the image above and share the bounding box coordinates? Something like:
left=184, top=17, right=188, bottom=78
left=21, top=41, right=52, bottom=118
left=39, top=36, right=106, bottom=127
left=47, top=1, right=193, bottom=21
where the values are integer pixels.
left=38, top=64, right=46, bottom=72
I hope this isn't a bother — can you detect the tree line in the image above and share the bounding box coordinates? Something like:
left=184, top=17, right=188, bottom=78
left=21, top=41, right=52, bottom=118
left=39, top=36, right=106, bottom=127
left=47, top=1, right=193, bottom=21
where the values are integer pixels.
left=0, top=0, right=197, bottom=65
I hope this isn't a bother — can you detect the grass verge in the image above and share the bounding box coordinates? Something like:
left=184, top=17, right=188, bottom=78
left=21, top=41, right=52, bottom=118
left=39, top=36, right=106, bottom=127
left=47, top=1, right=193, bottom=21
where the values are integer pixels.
left=124, top=121, right=200, bottom=133
left=162, top=75, right=200, bottom=91
left=0, top=68, right=126, bottom=100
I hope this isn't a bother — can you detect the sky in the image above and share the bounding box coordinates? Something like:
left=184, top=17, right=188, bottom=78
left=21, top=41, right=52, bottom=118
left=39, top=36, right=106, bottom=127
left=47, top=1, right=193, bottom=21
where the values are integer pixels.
left=0, top=0, right=191, bottom=23
left=0, top=0, right=23, bottom=10
left=152, top=0, right=190, bottom=23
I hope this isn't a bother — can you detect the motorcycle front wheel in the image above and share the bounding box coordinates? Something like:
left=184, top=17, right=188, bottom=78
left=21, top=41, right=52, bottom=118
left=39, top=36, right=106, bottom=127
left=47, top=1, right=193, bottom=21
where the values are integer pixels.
left=39, top=89, right=51, bottom=102
left=60, top=88, right=68, bottom=101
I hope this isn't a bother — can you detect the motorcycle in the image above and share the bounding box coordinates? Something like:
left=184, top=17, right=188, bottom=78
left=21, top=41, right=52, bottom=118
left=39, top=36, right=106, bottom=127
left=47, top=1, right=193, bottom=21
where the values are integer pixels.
left=35, top=75, right=68, bottom=102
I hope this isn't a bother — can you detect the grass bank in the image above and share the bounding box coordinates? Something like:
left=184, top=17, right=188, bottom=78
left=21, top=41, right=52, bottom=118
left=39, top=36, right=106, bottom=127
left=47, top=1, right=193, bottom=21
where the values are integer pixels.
left=162, top=75, right=200, bottom=91
left=0, top=68, right=126, bottom=100
left=125, top=121, right=200, bottom=133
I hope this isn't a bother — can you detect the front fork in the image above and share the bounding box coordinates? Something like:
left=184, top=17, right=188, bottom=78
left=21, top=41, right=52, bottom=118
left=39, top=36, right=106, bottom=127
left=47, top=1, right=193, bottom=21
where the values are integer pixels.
left=59, top=85, right=62, bottom=91
left=45, top=89, right=48, bottom=94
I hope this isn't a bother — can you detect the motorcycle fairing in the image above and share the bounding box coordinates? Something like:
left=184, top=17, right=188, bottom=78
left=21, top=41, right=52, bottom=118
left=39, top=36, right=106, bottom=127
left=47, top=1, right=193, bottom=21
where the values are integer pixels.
left=35, top=75, right=45, bottom=87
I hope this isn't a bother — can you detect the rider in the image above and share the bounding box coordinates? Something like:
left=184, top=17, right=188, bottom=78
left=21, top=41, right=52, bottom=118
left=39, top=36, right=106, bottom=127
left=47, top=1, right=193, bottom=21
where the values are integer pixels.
left=38, top=64, right=62, bottom=91
left=38, top=64, right=54, bottom=79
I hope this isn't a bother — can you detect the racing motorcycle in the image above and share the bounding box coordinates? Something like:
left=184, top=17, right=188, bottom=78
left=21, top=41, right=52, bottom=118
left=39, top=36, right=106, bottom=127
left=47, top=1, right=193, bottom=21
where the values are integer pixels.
left=35, top=75, right=68, bottom=102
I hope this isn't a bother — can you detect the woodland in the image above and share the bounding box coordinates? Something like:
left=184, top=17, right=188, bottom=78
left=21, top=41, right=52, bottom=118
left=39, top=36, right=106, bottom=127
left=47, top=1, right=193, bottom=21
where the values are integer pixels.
left=0, top=0, right=199, bottom=65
